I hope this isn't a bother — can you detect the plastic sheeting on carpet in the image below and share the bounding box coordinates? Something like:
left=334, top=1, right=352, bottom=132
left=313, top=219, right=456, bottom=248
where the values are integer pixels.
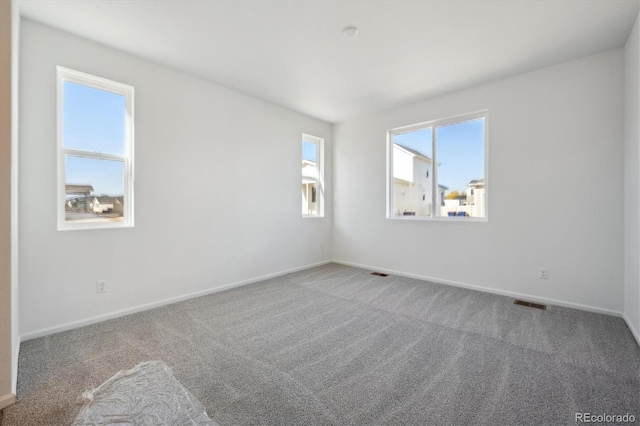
left=72, top=360, right=216, bottom=426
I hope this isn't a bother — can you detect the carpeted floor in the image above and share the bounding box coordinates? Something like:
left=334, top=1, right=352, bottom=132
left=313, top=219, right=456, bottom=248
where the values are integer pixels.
left=2, top=263, right=639, bottom=425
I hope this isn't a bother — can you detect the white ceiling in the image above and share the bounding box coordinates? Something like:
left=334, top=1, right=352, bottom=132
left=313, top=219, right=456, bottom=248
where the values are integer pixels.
left=18, top=0, right=640, bottom=123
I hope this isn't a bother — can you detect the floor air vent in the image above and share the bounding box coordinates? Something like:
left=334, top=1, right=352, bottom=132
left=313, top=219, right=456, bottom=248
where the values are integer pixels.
left=371, top=272, right=389, bottom=277
left=514, top=299, right=547, bottom=310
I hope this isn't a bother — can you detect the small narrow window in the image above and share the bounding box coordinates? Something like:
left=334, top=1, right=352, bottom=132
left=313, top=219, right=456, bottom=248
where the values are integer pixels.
left=302, top=134, right=324, bottom=217
left=57, top=67, right=134, bottom=230
left=388, top=111, right=487, bottom=220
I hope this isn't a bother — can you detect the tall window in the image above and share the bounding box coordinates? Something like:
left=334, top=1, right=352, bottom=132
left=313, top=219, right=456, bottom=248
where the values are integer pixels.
left=387, top=111, right=487, bottom=220
left=302, top=134, right=324, bottom=217
left=57, top=67, right=134, bottom=230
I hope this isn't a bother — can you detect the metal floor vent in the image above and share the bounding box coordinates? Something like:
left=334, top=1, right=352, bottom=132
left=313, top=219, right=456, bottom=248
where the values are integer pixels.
left=514, top=299, right=547, bottom=310
left=371, top=272, right=389, bottom=277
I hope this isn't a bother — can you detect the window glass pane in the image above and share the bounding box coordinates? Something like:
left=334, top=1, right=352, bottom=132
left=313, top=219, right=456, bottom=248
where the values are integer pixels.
left=302, top=140, right=317, bottom=164
left=391, top=128, right=433, bottom=217
left=62, top=81, right=126, bottom=155
left=65, top=156, right=125, bottom=223
left=436, top=118, right=485, bottom=218
left=302, top=140, right=318, bottom=215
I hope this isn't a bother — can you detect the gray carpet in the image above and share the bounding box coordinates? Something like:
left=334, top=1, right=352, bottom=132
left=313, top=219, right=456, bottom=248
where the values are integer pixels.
left=1, top=263, right=639, bottom=425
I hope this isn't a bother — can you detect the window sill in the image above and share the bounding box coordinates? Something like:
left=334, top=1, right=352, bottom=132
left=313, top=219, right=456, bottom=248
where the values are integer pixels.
left=57, top=222, right=134, bottom=231
left=387, top=215, right=487, bottom=223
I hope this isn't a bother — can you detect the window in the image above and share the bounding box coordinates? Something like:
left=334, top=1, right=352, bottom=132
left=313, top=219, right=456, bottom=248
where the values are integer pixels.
left=302, top=134, right=324, bottom=217
left=57, top=67, right=134, bottom=230
left=387, top=111, right=487, bottom=220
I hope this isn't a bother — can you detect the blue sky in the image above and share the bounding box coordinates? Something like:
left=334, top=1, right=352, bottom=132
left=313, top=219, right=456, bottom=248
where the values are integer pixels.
left=63, top=81, right=126, bottom=196
left=65, top=156, right=124, bottom=197
left=393, top=118, right=484, bottom=192
left=302, top=140, right=317, bottom=162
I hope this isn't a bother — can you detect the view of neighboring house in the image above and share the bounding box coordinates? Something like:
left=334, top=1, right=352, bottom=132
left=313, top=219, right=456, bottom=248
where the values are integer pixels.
left=393, top=143, right=485, bottom=218
left=465, top=179, right=485, bottom=217
left=64, top=184, right=94, bottom=214
left=392, top=143, right=447, bottom=216
left=91, top=196, right=124, bottom=215
left=441, top=179, right=485, bottom=217
left=64, top=184, right=124, bottom=221
left=302, top=159, right=318, bottom=215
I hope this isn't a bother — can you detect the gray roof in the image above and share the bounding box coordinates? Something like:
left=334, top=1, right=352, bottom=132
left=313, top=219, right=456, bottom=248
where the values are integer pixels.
left=394, top=143, right=431, bottom=160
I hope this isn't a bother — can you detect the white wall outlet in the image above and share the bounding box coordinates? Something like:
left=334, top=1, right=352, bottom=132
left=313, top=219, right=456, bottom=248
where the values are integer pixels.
left=539, top=268, right=549, bottom=280
left=96, top=280, right=107, bottom=293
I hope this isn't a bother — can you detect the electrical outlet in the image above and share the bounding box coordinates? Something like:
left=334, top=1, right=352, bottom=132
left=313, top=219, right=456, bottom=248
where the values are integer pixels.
left=96, top=280, right=107, bottom=293
left=539, top=268, right=549, bottom=280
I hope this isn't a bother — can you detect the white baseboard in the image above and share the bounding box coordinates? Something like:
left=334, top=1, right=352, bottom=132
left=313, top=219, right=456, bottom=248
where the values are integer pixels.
left=0, top=392, right=16, bottom=410
left=21, top=260, right=331, bottom=341
left=623, top=313, right=640, bottom=347
left=332, top=259, right=623, bottom=317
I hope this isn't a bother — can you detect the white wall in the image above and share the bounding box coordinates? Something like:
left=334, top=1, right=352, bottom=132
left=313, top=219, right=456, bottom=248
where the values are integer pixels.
left=334, top=49, right=625, bottom=314
left=625, top=12, right=640, bottom=343
left=19, top=19, right=332, bottom=338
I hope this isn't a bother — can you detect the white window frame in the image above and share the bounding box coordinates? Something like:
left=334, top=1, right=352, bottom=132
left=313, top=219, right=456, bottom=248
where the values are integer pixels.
left=302, top=133, right=324, bottom=218
left=387, top=110, right=488, bottom=222
left=57, top=66, right=135, bottom=230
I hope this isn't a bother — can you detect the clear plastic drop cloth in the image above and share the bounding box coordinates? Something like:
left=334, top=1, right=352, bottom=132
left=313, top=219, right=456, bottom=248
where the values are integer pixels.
left=72, top=360, right=217, bottom=426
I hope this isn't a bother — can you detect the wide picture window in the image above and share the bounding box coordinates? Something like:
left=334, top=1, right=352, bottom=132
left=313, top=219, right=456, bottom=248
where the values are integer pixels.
left=57, top=67, right=134, bottom=230
left=388, top=111, right=487, bottom=220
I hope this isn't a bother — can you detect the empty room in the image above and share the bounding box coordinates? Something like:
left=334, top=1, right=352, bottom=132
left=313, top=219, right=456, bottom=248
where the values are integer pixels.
left=1, top=0, right=640, bottom=424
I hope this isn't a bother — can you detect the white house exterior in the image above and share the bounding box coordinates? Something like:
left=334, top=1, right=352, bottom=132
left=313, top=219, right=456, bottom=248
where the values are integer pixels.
left=392, top=144, right=433, bottom=216
left=440, top=179, right=485, bottom=218
left=91, top=197, right=114, bottom=213
left=90, top=196, right=124, bottom=215
left=302, top=160, right=317, bottom=215
left=466, top=179, right=485, bottom=218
